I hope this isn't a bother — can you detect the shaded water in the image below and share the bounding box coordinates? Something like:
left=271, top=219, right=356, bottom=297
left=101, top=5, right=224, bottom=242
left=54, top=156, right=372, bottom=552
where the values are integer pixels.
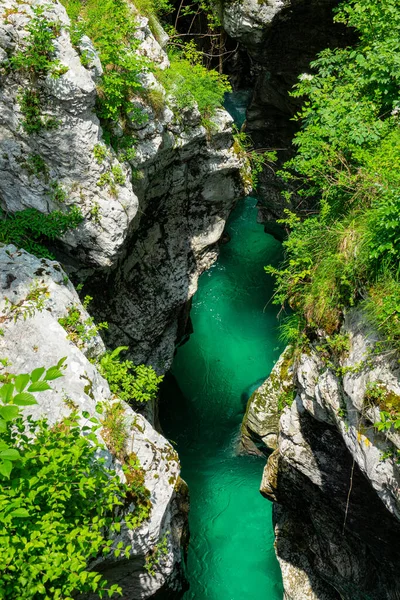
left=160, top=92, right=285, bottom=599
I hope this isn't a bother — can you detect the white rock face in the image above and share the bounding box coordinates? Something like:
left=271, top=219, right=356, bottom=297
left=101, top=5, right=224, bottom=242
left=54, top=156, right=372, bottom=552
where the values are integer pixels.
left=0, top=0, right=247, bottom=370
left=220, top=0, right=290, bottom=50
left=254, top=310, right=400, bottom=600
left=0, top=0, right=138, bottom=268
left=240, top=347, right=294, bottom=454
left=0, top=245, right=188, bottom=598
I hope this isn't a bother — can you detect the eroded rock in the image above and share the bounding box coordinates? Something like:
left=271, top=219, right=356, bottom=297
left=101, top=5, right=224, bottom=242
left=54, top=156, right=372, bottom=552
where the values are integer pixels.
left=0, top=245, right=188, bottom=599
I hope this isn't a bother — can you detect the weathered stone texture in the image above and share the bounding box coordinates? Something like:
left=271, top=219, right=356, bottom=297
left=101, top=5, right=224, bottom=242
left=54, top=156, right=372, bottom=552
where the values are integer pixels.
left=0, top=245, right=188, bottom=599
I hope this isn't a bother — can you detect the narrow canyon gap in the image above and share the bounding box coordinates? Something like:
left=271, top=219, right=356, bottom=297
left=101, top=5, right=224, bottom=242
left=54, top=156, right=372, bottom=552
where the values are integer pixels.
left=160, top=92, right=285, bottom=600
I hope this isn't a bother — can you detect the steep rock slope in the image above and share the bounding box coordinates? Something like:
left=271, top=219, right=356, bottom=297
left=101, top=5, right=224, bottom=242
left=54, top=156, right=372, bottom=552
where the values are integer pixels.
left=0, top=244, right=188, bottom=599
left=0, top=0, right=247, bottom=369
left=243, top=312, right=400, bottom=599
left=219, top=0, right=351, bottom=236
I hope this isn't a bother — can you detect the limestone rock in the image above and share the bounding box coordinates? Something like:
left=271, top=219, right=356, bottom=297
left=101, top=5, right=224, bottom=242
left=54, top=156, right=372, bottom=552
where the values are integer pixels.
left=0, top=245, right=187, bottom=599
left=246, top=309, right=400, bottom=599
left=240, top=347, right=294, bottom=455
left=0, top=0, right=247, bottom=371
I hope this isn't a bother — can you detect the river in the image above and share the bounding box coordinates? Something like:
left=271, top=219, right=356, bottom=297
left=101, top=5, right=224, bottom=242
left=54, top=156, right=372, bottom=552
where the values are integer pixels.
left=159, top=91, right=284, bottom=600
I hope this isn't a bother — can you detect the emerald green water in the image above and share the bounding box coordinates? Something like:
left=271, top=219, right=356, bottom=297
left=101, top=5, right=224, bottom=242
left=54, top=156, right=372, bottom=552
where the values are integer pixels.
left=159, top=91, right=285, bottom=599
left=160, top=195, right=285, bottom=599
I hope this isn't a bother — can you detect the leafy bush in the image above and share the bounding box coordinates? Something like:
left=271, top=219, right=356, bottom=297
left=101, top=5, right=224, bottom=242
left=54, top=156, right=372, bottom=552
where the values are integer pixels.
left=0, top=206, right=83, bottom=259
left=0, top=362, right=150, bottom=599
left=266, top=0, right=400, bottom=345
left=60, top=0, right=148, bottom=123
left=158, top=46, right=231, bottom=128
left=98, top=346, right=163, bottom=404
left=10, top=6, right=63, bottom=75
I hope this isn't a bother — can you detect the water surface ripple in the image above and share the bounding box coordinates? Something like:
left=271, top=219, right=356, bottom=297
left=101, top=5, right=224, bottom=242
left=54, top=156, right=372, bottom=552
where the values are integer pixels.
left=160, top=188, right=285, bottom=599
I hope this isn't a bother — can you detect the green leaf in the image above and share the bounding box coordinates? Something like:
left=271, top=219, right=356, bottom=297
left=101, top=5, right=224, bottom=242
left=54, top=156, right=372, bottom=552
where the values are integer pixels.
left=13, top=392, right=38, bottom=406
left=14, top=374, right=30, bottom=393
left=57, top=356, right=67, bottom=369
left=0, top=419, right=7, bottom=432
left=45, top=367, right=64, bottom=380
left=0, top=383, right=14, bottom=403
left=28, top=381, right=52, bottom=392
left=0, top=459, right=13, bottom=479
left=30, top=367, right=45, bottom=382
left=0, top=405, right=20, bottom=421
left=0, top=448, right=21, bottom=461
left=9, top=508, right=30, bottom=518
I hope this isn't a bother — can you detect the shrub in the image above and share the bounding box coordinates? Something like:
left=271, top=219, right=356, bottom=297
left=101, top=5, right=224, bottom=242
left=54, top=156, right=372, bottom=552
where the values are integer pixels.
left=0, top=206, right=83, bottom=259
left=98, top=346, right=163, bottom=404
left=60, top=0, right=148, bottom=123
left=58, top=295, right=108, bottom=348
left=0, top=362, right=150, bottom=599
left=157, top=46, right=231, bottom=127
left=266, top=0, right=400, bottom=346
left=10, top=7, right=64, bottom=75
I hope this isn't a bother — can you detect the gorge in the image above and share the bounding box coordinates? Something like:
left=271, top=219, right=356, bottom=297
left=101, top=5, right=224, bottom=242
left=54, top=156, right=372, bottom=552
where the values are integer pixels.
left=0, top=0, right=399, bottom=599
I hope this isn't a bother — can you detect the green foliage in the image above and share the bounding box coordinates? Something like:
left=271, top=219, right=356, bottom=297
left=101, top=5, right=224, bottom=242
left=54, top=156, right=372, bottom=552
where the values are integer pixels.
left=266, top=0, right=400, bottom=344
left=10, top=7, right=64, bottom=76
left=144, top=533, right=169, bottom=576
left=0, top=362, right=150, bottom=599
left=3, top=280, right=49, bottom=323
left=22, top=153, right=49, bottom=180
left=232, top=127, right=277, bottom=189
left=48, top=181, right=67, bottom=204
left=158, top=45, right=231, bottom=127
left=99, top=401, right=128, bottom=459
left=362, top=276, right=400, bottom=352
left=0, top=206, right=83, bottom=259
left=98, top=346, right=163, bottom=404
left=365, top=380, right=400, bottom=434
left=93, top=143, right=108, bottom=164
left=17, top=89, right=59, bottom=135
left=60, top=0, right=148, bottom=123
left=58, top=296, right=108, bottom=348
left=97, top=165, right=125, bottom=196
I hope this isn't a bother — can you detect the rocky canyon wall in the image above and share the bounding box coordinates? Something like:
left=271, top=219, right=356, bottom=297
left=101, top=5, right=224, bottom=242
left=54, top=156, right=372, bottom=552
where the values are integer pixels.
left=0, top=0, right=248, bottom=371
left=220, top=0, right=353, bottom=237
left=242, top=312, right=400, bottom=599
left=0, top=0, right=248, bottom=595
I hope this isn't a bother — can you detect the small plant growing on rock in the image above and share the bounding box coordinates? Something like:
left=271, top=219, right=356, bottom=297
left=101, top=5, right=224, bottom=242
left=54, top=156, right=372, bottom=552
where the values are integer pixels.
left=144, top=533, right=169, bottom=576
left=365, top=381, right=400, bottom=432
left=93, top=143, right=108, bottom=164
left=58, top=295, right=108, bottom=348
left=98, top=346, right=163, bottom=405
left=2, top=280, right=49, bottom=323
left=10, top=6, right=63, bottom=75
left=23, top=153, right=49, bottom=180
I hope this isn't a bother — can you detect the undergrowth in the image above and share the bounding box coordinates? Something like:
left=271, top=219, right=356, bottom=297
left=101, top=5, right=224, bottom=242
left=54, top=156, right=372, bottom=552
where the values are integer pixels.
left=158, top=44, right=231, bottom=129
left=266, top=0, right=400, bottom=353
left=60, top=0, right=148, bottom=126
left=0, top=362, right=150, bottom=599
left=0, top=207, right=83, bottom=259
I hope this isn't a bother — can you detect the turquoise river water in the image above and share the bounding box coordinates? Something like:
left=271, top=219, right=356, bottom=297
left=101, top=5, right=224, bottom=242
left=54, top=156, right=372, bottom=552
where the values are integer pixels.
left=160, top=93, right=285, bottom=599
